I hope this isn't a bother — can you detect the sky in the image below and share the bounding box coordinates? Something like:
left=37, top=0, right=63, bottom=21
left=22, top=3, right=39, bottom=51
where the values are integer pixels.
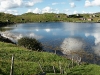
left=0, top=0, right=100, bottom=15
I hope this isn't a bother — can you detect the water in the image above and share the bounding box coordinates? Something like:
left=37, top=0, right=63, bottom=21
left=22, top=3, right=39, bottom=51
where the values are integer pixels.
left=1, top=22, right=100, bottom=64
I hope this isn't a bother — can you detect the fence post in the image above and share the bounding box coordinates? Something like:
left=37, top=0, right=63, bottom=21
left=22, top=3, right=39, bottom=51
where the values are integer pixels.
left=10, top=54, right=14, bottom=75
left=71, top=56, right=74, bottom=68
left=53, top=66, right=56, bottom=74
left=38, top=62, right=44, bottom=73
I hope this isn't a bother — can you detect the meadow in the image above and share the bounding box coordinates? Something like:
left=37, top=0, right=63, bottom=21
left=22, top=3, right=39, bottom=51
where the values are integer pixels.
left=0, top=42, right=100, bottom=75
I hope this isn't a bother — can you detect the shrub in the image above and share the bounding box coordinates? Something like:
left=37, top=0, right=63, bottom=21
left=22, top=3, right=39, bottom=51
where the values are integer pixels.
left=18, top=37, right=43, bottom=51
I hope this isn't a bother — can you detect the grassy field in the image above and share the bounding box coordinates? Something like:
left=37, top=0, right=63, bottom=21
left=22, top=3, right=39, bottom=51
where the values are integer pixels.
left=0, top=42, right=100, bottom=75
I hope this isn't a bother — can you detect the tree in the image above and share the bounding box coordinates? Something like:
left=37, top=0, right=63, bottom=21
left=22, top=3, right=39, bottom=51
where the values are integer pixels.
left=18, top=37, right=43, bottom=51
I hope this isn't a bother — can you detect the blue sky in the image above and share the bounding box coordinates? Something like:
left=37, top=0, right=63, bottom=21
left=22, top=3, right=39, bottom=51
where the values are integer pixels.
left=0, top=0, right=100, bottom=15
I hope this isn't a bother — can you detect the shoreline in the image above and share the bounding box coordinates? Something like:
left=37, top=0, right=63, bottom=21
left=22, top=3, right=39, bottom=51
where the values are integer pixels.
left=0, top=33, right=15, bottom=44
left=0, top=21, right=100, bottom=28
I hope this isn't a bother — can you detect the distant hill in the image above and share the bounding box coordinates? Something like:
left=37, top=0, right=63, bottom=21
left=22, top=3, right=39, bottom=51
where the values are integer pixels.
left=0, top=12, right=100, bottom=25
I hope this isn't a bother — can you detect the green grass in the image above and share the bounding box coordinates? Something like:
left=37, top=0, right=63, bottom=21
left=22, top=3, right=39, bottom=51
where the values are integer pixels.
left=0, top=42, right=100, bottom=75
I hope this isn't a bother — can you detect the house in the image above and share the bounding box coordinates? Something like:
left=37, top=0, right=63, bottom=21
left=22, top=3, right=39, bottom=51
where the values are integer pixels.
left=97, top=19, right=100, bottom=22
left=90, top=14, right=96, bottom=18
left=56, top=15, right=60, bottom=18
left=6, top=20, right=10, bottom=22
left=93, top=14, right=96, bottom=17
left=76, top=14, right=80, bottom=17
left=79, top=18, right=86, bottom=21
left=87, top=18, right=93, bottom=21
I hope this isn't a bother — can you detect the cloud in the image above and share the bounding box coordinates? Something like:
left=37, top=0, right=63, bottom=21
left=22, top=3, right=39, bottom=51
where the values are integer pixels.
left=73, top=10, right=78, bottom=14
left=25, top=0, right=42, bottom=7
left=27, top=8, right=41, bottom=14
left=52, top=2, right=66, bottom=5
left=27, top=7, right=59, bottom=14
left=52, top=3, right=59, bottom=5
left=85, top=0, right=100, bottom=7
left=0, top=0, right=42, bottom=9
left=33, top=8, right=41, bottom=14
left=0, top=0, right=43, bottom=14
left=5, top=10, right=18, bottom=15
left=85, top=0, right=92, bottom=7
left=0, top=8, right=18, bottom=15
left=42, top=7, right=54, bottom=13
left=69, top=2, right=76, bottom=8
left=0, top=0, right=22, bottom=9
left=42, top=7, right=59, bottom=13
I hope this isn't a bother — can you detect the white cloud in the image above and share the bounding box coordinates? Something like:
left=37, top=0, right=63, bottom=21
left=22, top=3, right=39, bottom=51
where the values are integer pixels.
left=82, top=11, right=94, bottom=14
left=85, top=0, right=92, bottom=7
left=27, top=9, right=33, bottom=12
left=82, top=11, right=88, bottom=14
left=33, top=8, right=41, bottom=14
left=42, top=7, right=53, bottom=13
left=41, top=7, right=59, bottom=13
left=73, top=10, right=78, bottom=14
left=0, top=0, right=42, bottom=9
left=25, top=0, right=42, bottom=7
left=5, top=10, right=18, bottom=15
left=27, top=7, right=59, bottom=14
left=0, top=0, right=22, bottom=9
left=0, top=8, right=18, bottom=15
left=0, top=0, right=43, bottom=14
left=52, top=2, right=66, bottom=5
left=27, top=8, right=41, bottom=14
left=85, top=0, right=100, bottom=7
left=69, top=2, right=76, bottom=8
left=52, top=3, right=59, bottom=5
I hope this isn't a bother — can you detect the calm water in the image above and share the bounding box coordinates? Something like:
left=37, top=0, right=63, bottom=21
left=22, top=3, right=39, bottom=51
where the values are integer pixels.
left=1, top=22, right=100, bottom=64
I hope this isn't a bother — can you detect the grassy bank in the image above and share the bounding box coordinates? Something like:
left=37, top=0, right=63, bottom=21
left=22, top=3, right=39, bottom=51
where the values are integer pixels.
left=0, top=42, right=100, bottom=75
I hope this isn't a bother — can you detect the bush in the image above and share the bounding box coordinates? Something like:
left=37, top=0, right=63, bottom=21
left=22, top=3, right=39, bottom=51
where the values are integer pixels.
left=18, top=37, right=43, bottom=51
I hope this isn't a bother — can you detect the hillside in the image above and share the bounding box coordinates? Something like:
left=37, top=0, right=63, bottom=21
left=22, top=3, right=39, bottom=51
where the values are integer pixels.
left=0, top=42, right=100, bottom=75
left=0, top=12, right=100, bottom=27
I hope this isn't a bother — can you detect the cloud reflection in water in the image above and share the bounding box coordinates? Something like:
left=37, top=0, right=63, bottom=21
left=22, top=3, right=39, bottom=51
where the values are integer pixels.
left=60, top=37, right=88, bottom=55
left=1, top=31, right=43, bottom=43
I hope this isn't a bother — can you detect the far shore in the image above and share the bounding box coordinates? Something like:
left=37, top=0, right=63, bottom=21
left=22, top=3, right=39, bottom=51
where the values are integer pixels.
left=0, top=21, right=100, bottom=27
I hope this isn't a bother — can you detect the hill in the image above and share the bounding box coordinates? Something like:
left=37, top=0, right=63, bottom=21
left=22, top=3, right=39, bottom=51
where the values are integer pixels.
left=0, top=12, right=100, bottom=27
left=0, top=42, right=100, bottom=75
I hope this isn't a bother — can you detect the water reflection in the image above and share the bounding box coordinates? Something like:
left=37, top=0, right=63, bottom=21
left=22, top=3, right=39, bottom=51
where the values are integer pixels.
left=1, top=31, right=43, bottom=43
left=60, top=37, right=89, bottom=55
left=45, top=28, right=51, bottom=32
left=1, top=22, right=100, bottom=64
left=93, top=43, right=100, bottom=56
